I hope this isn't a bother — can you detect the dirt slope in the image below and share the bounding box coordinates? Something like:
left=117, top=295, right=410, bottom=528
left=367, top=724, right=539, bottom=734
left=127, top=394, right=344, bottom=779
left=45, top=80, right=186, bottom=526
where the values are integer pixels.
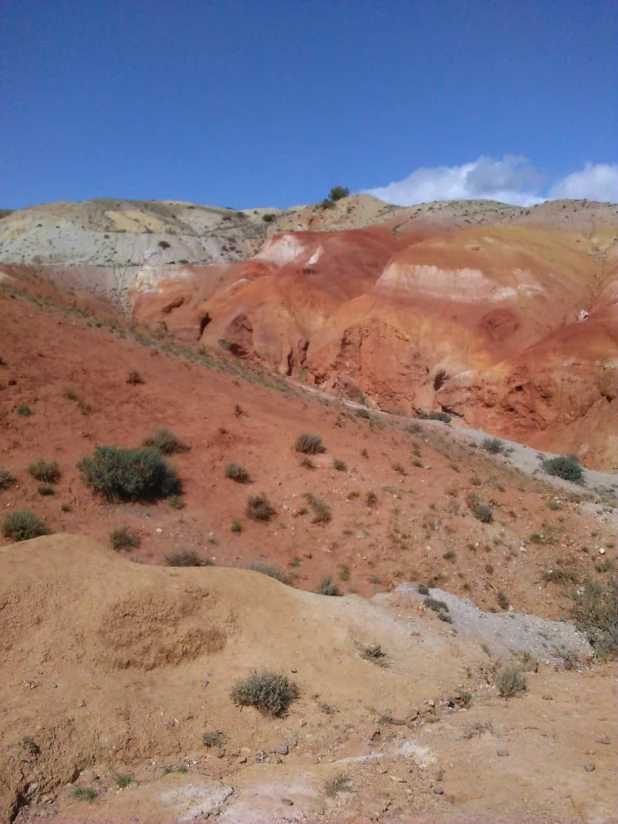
left=1, top=286, right=616, bottom=615
left=1, top=535, right=616, bottom=824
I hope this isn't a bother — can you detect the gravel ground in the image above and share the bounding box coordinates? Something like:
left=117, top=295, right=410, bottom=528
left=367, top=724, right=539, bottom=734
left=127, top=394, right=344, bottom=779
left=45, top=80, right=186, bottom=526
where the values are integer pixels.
left=393, top=583, right=594, bottom=665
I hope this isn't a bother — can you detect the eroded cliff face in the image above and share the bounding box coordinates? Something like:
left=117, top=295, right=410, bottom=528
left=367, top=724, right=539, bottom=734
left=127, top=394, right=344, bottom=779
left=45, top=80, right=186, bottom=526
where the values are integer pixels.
left=131, top=209, right=616, bottom=468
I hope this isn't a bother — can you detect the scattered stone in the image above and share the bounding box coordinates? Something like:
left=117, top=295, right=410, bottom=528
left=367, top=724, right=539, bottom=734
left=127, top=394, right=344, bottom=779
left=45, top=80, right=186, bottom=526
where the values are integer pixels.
left=288, top=733, right=298, bottom=747
left=497, top=749, right=509, bottom=757
left=597, top=736, right=611, bottom=745
left=377, top=765, right=387, bottom=774
left=436, top=768, right=445, bottom=782
left=434, top=787, right=444, bottom=795
left=274, top=743, right=289, bottom=755
left=584, top=763, right=596, bottom=772
left=542, top=694, right=553, bottom=701
left=281, top=798, right=294, bottom=806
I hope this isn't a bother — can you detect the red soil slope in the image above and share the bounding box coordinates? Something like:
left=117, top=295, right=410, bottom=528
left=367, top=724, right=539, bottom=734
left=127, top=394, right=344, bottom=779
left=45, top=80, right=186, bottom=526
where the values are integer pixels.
left=1, top=287, right=616, bottom=618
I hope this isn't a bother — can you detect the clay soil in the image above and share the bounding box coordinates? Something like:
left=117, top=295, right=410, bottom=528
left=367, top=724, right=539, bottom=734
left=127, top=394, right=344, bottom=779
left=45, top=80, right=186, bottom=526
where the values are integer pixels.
left=1, top=285, right=617, bottom=823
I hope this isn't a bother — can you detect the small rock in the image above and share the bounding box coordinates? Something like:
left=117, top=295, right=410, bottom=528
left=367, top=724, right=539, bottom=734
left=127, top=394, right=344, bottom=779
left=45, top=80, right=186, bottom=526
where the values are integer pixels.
left=436, top=768, right=445, bottom=782
left=274, top=744, right=289, bottom=755
left=542, top=694, right=553, bottom=701
left=281, top=798, right=294, bottom=806
left=377, top=765, right=387, bottom=774
left=598, top=548, right=606, bottom=555
left=597, top=736, right=611, bottom=745
left=433, top=787, right=444, bottom=795
left=497, top=749, right=509, bottom=757
left=288, top=733, right=298, bottom=747
left=584, top=763, right=596, bottom=772
left=299, top=720, right=306, bottom=727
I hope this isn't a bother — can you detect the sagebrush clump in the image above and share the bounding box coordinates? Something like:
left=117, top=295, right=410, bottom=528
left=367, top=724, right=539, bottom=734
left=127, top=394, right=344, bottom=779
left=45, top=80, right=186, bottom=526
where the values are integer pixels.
left=110, top=526, right=141, bottom=551
left=142, top=427, right=189, bottom=455
left=247, top=562, right=291, bottom=584
left=295, top=433, right=325, bottom=455
left=78, top=446, right=179, bottom=501
left=225, top=463, right=251, bottom=483
left=473, top=504, right=493, bottom=523
left=230, top=670, right=299, bottom=717
left=28, top=460, right=61, bottom=484
left=165, top=549, right=208, bottom=567
left=2, top=510, right=49, bottom=541
left=495, top=665, right=527, bottom=697
left=541, top=454, right=584, bottom=485
left=570, top=576, right=617, bottom=660
left=0, top=469, right=16, bottom=490
left=317, top=575, right=341, bottom=596
left=246, top=493, right=276, bottom=522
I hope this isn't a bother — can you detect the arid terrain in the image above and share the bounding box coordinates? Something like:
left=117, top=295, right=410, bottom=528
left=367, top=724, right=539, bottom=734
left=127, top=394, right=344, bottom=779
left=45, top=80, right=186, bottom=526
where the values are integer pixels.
left=1, top=195, right=617, bottom=823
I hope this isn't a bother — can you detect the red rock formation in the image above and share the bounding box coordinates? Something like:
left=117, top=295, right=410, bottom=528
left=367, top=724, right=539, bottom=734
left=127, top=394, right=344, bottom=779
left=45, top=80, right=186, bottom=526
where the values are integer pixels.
left=130, top=209, right=617, bottom=469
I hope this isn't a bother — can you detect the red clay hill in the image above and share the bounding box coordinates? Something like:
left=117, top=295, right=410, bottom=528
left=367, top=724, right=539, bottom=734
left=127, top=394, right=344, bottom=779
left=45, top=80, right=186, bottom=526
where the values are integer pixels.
left=1, top=195, right=617, bottom=469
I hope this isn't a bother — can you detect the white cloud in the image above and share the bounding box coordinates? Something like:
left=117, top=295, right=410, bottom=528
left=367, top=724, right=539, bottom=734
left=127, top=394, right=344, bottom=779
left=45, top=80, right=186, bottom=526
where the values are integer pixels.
left=548, top=163, right=618, bottom=202
left=363, top=157, right=618, bottom=207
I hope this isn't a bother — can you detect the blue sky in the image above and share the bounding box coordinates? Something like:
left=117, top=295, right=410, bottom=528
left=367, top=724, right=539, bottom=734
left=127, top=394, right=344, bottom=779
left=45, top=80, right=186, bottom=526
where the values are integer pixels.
left=1, top=0, right=616, bottom=209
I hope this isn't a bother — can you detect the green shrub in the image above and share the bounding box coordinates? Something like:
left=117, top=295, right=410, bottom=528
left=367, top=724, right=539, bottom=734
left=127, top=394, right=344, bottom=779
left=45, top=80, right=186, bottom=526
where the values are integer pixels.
left=317, top=575, right=341, bottom=596
left=473, top=504, right=493, bottom=523
left=70, top=787, right=97, bottom=802
left=126, top=370, right=143, bottom=385
left=332, top=458, right=347, bottom=472
left=495, top=666, right=526, bottom=697
left=0, top=469, right=16, bottom=490
left=225, top=463, right=251, bottom=483
left=247, top=562, right=291, bottom=584
left=2, top=510, right=49, bottom=541
left=305, top=493, right=331, bottom=523
left=112, top=772, right=133, bottom=788
left=168, top=494, right=186, bottom=509
left=28, top=460, right=61, bottom=483
left=570, top=576, right=617, bottom=660
left=424, top=596, right=449, bottom=614
left=61, top=503, right=72, bottom=512
left=262, top=213, right=276, bottom=223
left=295, top=433, right=325, bottom=454
left=359, top=644, right=388, bottom=667
left=231, top=519, right=242, bottom=533
left=165, top=549, right=209, bottom=567
left=78, top=446, right=179, bottom=502
left=38, top=484, right=55, bottom=496
left=366, top=490, right=378, bottom=507
left=246, top=493, right=276, bottom=522
left=324, top=773, right=352, bottom=798
left=482, top=438, right=504, bottom=454
left=329, top=186, right=350, bottom=201
left=542, top=454, right=584, bottom=485
left=230, top=670, right=299, bottom=717
left=16, top=405, right=33, bottom=417
left=110, top=526, right=141, bottom=551
left=142, top=427, right=188, bottom=455
left=202, top=731, right=225, bottom=748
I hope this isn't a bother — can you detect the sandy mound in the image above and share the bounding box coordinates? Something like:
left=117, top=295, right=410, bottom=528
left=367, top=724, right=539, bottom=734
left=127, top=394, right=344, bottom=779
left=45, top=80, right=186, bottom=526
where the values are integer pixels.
left=1, top=535, right=615, bottom=824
